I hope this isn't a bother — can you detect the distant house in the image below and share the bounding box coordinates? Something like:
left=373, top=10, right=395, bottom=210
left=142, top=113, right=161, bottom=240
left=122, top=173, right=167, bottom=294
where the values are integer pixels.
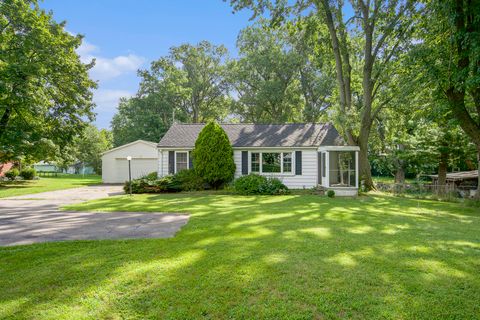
left=64, top=162, right=95, bottom=175
left=33, top=161, right=95, bottom=175
left=33, top=161, right=58, bottom=172
left=101, top=123, right=360, bottom=195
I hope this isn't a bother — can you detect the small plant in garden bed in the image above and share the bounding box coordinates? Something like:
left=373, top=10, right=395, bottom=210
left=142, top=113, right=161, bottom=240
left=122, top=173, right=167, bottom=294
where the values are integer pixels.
left=144, top=171, right=158, bottom=180
left=124, top=169, right=206, bottom=194
left=5, top=168, right=19, bottom=181
left=124, top=176, right=182, bottom=194
left=174, top=169, right=205, bottom=191
left=327, top=190, right=335, bottom=198
left=20, top=167, right=37, bottom=180
left=234, top=174, right=289, bottom=195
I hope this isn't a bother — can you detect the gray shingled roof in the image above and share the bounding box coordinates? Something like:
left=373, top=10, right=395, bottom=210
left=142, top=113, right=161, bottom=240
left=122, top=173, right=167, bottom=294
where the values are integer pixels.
left=158, top=123, right=345, bottom=148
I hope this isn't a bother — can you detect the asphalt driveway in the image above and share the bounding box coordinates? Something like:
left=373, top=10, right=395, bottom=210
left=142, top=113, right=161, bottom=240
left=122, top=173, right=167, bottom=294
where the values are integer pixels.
left=0, top=185, right=189, bottom=246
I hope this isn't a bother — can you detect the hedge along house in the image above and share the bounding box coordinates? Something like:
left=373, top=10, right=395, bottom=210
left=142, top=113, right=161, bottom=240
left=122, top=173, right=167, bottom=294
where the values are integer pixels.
left=157, top=123, right=360, bottom=196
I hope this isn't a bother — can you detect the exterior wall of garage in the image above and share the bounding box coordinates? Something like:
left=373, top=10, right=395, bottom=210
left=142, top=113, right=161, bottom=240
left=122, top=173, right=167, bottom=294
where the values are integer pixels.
left=102, top=140, right=158, bottom=183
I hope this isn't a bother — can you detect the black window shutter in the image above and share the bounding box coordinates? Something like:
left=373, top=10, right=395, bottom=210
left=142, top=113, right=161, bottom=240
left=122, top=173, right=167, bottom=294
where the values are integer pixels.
left=168, top=151, right=175, bottom=174
left=295, top=151, right=302, bottom=175
left=188, top=152, right=193, bottom=170
left=241, top=151, right=248, bottom=175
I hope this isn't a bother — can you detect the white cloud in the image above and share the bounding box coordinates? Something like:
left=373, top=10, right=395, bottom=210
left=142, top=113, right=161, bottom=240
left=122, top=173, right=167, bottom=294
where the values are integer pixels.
left=93, top=89, right=133, bottom=112
left=86, top=54, right=145, bottom=81
left=76, top=39, right=98, bottom=57
left=76, top=38, right=145, bottom=81
left=71, top=35, right=144, bottom=127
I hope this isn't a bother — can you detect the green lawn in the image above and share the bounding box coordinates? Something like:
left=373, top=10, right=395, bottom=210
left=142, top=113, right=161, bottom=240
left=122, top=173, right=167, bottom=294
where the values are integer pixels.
left=1, top=193, right=479, bottom=319
left=0, top=174, right=102, bottom=198
left=372, top=176, right=416, bottom=184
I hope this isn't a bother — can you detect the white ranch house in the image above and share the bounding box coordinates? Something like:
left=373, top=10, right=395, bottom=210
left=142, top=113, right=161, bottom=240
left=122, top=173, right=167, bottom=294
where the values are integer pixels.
left=102, top=123, right=360, bottom=196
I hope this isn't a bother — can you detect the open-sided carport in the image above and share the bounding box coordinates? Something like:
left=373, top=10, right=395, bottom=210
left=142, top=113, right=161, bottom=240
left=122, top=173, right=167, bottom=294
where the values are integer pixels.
left=101, top=140, right=158, bottom=183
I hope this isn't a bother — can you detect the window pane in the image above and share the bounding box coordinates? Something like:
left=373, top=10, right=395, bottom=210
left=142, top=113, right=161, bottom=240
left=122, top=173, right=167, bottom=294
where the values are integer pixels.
left=329, top=151, right=356, bottom=187
left=262, top=153, right=281, bottom=173
left=176, top=152, right=188, bottom=172
left=283, top=153, right=292, bottom=173
left=251, top=153, right=260, bottom=172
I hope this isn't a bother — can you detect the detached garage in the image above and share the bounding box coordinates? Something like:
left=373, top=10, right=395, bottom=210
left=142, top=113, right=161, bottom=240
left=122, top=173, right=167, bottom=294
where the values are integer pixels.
left=102, top=140, right=158, bottom=183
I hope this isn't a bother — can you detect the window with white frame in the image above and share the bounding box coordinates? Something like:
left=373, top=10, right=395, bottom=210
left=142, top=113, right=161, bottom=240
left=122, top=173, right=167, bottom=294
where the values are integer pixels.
left=283, top=152, right=292, bottom=173
left=175, top=152, right=188, bottom=173
left=251, top=153, right=260, bottom=172
left=262, top=153, right=281, bottom=173
left=250, top=152, right=293, bottom=174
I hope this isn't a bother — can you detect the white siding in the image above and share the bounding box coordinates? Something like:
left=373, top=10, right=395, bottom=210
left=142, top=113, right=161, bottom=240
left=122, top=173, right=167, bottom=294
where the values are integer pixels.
left=159, top=148, right=319, bottom=189
left=234, top=150, right=243, bottom=178
left=102, top=141, right=158, bottom=183
left=158, top=149, right=193, bottom=177
left=234, top=149, right=318, bottom=189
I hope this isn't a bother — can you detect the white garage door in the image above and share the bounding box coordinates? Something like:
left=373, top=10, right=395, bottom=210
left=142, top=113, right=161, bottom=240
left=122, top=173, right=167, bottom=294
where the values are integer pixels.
left=114, top=159, right=158, bottom=183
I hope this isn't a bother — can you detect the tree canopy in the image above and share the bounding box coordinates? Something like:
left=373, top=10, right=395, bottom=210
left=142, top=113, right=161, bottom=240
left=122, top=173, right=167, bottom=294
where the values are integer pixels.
left=0, top=0, right=96, bottom=162
left=8, top=0, right=478, bottom=194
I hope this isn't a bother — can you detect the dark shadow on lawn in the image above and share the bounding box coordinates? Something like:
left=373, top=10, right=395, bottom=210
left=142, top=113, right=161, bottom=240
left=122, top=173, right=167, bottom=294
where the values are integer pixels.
left=0, top=193, right=479, bottom=319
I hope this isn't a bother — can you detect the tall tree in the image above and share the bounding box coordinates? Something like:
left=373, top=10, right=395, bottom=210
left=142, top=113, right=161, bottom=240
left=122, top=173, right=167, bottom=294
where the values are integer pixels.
left=227, top=0, right=417, bottom=190
left=56, top=125, right=112, bottom=174
left=416, top=0, right=480, bottom=196
left=111, top=41, right=231, bottom=146
left=143, top=41, right=231, bottom=123
left=0, top=0, right=96, bottom=161
left=111, top=94, right=180, bottom=147
left=229, top=22, right=305, bottom=122
left=75, top=125, right=112, bottom=174
left=290, top=16, right=334, bottom=122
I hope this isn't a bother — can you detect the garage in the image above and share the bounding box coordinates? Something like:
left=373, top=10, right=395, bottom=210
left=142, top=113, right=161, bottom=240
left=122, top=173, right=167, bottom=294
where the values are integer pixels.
left=102, top=140, right=158, bottom=183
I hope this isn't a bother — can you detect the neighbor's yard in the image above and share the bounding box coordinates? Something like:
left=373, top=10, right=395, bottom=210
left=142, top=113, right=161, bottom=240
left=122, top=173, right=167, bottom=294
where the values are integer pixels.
left=0, top=174, right=102, bottom=198
left=1, top=193, right=479, bottom=319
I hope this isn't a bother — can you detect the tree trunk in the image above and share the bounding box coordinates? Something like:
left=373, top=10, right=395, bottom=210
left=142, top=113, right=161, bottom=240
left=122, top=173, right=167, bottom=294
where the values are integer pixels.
left=0, top=107, right=11, bottom=138
left=476, top=145, right=480, bottom=199
left=437, top=150, right=448, bottom=196
left=358, top=131, right=375, bottom=191
left=394, top=166, right=405, bottom=184
left=192, top=108, right=199, bottom=123
left=394, top=144, right=406, bottom=184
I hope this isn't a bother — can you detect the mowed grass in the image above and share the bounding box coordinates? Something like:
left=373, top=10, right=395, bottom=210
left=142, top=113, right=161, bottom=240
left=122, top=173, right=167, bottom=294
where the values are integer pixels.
left=1, top=193, right=479, bottom=319
left=0, top=174, right=101, bottom=198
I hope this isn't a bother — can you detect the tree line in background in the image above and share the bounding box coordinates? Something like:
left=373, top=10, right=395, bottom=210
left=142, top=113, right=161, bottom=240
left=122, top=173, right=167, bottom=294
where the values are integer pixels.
left=1, top=0, right=479, bottom=190
left=112, top=0, right=479, bottom=191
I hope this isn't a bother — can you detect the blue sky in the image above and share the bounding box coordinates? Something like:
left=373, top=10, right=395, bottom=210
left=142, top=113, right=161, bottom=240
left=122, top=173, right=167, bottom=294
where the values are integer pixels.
left=41, top=0, right=253, bottom=129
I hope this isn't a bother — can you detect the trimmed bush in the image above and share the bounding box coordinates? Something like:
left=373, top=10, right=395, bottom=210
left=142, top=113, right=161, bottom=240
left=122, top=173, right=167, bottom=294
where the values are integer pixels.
left=123, top=175, right=182, bottom=194
left=259, top=177, right=290, bottom=195
left=193, top=121, right=235, bottom=189
left=174, top=169, right=205, bottom=191
left=144, top=171, right=158, bottom=180
left=327, top=190, right=335, bottom=198
left=5, top=168, right=19, bottom=181
left=234, top=174, right=290, bottom=195
left=20, top=167, right=36, bottom=180
left=234, top=174, right=267, bottom=195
